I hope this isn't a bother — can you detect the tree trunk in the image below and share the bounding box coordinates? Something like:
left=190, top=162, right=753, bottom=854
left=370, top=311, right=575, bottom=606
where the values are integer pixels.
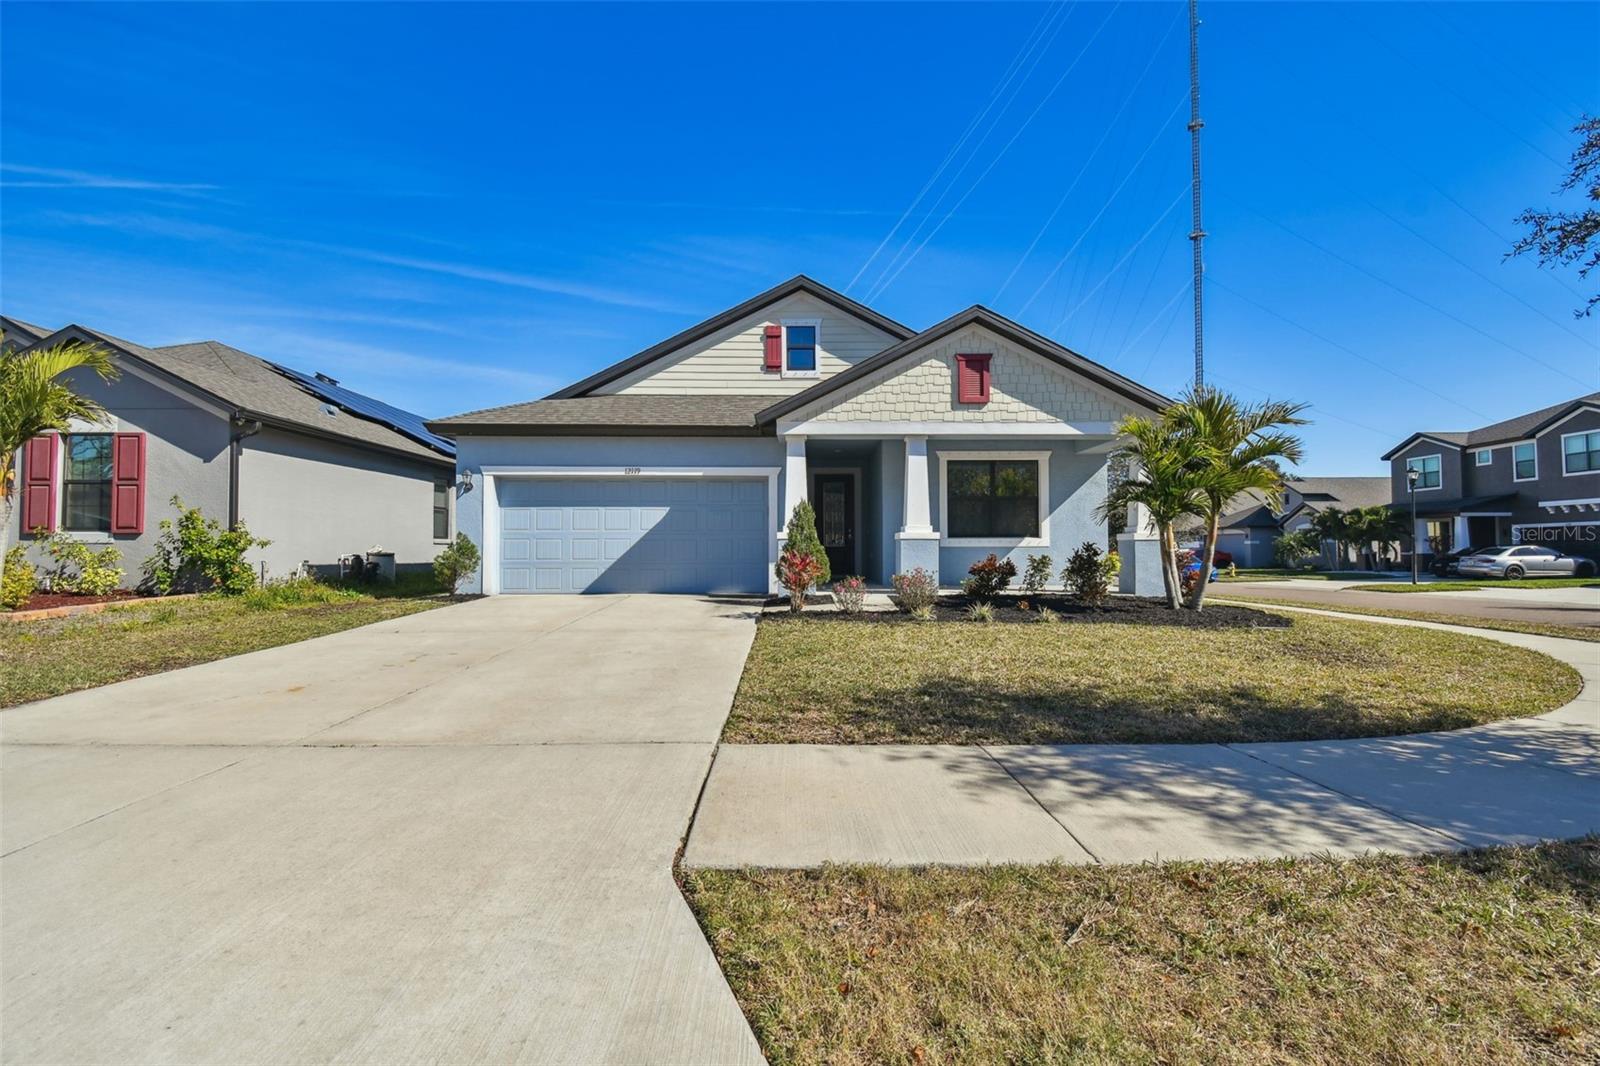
left=0, top=490, right=13, bottom=569
left=1157, top=523, right=1181, bottom=610
left=1187, top=514, right=1221, bottom=610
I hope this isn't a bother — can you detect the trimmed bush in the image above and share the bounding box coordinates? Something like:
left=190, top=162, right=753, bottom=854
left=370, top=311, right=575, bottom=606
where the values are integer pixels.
left=1020, top=553, right=1053, bottom=595
left=1062, top=541, right=1116, bottom=608
left=961, top=553, right=1017, bottom=601
left=832, top=576, right=866, bottom=615
left=776, top=501, right=830, bottom=588
left=433, top=533, right=481, bottom=595
left=890, top=568, right=939, bottom=613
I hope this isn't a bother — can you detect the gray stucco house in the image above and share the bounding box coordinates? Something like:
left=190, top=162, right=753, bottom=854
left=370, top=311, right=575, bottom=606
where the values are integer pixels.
left=1380, top=391, right=1600, bottom=562
left=1211, top=477, right=1392, bottom=569
left=3, top=315, right=456, bottom=585
left=428, top=276, right=1172, bottom=596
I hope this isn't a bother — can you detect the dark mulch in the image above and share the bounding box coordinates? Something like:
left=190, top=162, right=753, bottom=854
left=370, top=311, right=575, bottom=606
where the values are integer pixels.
left=766, top=594, right=1290, bottom=629
left=6, top=589, right=145, bottom=613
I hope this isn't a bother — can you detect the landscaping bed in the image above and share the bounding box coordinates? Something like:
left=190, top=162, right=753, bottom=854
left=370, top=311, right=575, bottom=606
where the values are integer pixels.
left=724, top=613, right=1580, bottom=744
left=768, top=594, right=1289, bottom=629
left=4, top=589, right=144, bottom=613
left=682, top=839, right=1599, bottom=1066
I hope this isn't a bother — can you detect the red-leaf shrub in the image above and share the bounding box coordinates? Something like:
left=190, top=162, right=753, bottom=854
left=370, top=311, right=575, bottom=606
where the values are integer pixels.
left=778, top=549, right=824, bottom=613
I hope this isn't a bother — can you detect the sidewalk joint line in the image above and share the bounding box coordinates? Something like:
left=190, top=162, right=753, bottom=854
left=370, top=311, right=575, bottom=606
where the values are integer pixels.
left=979, top=744, right=1103, bottom=865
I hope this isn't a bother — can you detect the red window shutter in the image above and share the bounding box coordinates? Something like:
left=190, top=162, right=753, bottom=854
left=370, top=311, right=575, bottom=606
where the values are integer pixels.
left=110, top=432, right=146, bottom=534
left=20, top=433, right=58, bottom=533
left=763, top=324, right=783, bottom=371
left=956, top=354, right=992, bottom=404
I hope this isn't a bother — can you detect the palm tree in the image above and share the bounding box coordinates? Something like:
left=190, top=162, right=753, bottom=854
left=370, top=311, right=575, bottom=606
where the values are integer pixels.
left=1097, top=413, right=1208, bottom=610
left=1354, top=505, right=1410, bottom=570
left=1168, top=386, right=1307, bottom=610
left=0, top=334, right=119, bottom=561
left=1309, top=507, right=1353, bottom=570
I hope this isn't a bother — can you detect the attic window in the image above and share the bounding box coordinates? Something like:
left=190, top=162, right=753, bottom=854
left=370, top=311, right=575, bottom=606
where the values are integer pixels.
left=782, top=320, right=819, bottom=377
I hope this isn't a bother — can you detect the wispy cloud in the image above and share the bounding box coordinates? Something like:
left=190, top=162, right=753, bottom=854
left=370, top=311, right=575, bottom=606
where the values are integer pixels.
left=1, top=164, right=219, bottom=191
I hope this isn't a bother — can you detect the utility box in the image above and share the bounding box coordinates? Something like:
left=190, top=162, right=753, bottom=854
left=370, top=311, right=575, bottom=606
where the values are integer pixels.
left=365, top=550, right=396, bottom=583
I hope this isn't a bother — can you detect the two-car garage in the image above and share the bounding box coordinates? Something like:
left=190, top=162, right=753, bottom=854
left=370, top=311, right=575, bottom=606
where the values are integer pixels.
left=492, top=475, right=771, bottom=594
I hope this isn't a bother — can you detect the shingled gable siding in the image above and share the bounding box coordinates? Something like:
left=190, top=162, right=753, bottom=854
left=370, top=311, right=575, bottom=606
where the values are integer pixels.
left=597, top=292, right=897, bottom=396
left=791, top=325, right=1137, bottom=427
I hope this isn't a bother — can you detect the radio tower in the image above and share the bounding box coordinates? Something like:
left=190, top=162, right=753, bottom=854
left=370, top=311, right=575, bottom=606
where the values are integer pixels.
left=1187, top=0, right=1206, bottom=389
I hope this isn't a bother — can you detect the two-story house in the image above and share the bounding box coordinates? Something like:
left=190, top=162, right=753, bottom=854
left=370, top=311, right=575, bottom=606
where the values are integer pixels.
left=1381, top=391, right=1600, bottom=563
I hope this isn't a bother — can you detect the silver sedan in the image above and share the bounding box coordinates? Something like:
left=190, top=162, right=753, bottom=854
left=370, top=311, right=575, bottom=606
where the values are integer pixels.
left=1456, top=545, right=1598, bottom=579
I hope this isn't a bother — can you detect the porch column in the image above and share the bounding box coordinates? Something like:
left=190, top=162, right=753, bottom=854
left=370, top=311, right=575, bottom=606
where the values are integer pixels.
left=1452, top=514, right=1471, bottom=551
left=780, top=435, right=807, bottom=535
left=1116, top=472, right=1165, bottom=598
left=894, top=435, right=940, bottom=581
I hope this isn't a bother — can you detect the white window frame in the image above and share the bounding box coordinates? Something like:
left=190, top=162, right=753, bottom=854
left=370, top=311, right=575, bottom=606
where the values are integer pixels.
left=937, top=449, right=1050, bottom=548
left=432, top=473, right=453, bottom=543
left=1512, top=439, right=1539, bottom=482
left=1404, top=453, right=1442, bottom=492
left=1560, top=429, right=1600, bottom=477
left=1474, top=448, right=1492, bottom=466
left=780, top=318, right=821, bottom=380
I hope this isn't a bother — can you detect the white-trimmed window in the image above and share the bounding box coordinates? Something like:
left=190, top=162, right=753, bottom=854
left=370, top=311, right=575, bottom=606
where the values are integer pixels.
left=938, top=450, right=1049, bottom=546
left=782, top=319, right=820, bottom=378
left=1562, top=430, right=1600, bottom=475
left=1474, top=448, right=1492, bottom=466
left=1513, top=441, right=1538, bottom=481
left=63, top=433, right=114, bottom=532
left=433, top=474, right=452, bottom=540
left=1405, top=453, right=1441, bottom=490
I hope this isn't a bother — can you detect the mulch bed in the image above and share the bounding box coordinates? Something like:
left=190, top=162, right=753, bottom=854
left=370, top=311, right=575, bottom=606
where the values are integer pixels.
left=766, top=594, right=1291, bottom=629
left=7, top=590, right=145, bottom=613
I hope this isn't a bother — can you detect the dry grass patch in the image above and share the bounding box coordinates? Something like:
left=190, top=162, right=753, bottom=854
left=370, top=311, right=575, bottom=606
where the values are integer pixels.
left=725, top=614, right=1579, bottom=744
left=683, top=840, right=1600, bottom=1065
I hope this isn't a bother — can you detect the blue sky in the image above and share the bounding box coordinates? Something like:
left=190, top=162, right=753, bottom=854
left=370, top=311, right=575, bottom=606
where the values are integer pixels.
left=2, top=1, right=1595, bottom=476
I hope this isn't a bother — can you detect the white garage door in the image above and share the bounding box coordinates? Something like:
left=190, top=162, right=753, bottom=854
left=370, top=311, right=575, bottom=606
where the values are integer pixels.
left=497, top=477, right=769, bottom=594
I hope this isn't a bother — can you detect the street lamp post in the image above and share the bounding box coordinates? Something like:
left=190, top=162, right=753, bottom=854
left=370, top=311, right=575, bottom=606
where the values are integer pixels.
left=1407, top=468, right=1421, bottom=585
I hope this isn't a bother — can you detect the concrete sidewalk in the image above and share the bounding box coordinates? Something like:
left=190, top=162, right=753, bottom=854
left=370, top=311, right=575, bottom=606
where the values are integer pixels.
left=684, top=609, right=1598, bottom=869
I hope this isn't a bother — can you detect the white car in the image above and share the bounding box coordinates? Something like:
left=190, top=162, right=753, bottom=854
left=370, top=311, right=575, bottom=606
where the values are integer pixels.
left=1456, top=545, right=1598, bottom=579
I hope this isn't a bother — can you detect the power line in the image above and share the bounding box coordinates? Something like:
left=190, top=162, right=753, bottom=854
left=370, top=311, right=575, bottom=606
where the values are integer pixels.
left=1050, top=182, right=1191, bottom=334
left=1118, top=277, right=1189, bottom=367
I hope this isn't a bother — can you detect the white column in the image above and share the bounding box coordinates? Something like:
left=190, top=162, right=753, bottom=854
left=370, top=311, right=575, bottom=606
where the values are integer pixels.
left=781, top=435, right=807, bottom=531
left=901, top=435, right=932, bottom=533
left=1452, top=514, right=1471, bottom=550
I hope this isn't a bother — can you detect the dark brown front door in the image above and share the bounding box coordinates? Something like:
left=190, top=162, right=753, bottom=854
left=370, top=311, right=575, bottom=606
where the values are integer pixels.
left=814, top=473, right=856, bottom=577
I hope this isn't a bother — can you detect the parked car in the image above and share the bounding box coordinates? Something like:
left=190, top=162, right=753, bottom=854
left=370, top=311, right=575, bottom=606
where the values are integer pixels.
left=1456, top=545, right=1598, bottom=580
left=1430, top=545, right=1487, bottom=578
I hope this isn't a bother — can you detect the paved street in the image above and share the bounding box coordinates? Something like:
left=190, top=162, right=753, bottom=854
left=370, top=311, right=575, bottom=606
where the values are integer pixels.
left=1215, top=578, right=1600, bottom=627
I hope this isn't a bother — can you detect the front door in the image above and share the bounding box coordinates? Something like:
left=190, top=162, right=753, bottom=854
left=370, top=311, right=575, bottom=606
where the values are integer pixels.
left=814, top=472, right=856, bottom=578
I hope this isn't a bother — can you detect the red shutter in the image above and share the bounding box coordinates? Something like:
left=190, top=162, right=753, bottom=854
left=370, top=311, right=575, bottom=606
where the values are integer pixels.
left=763, top=324, right=783, bottom=371
left=110, top=432, right=146, bottom=534
left=956, top=354, right=992, bottom=404
left=20, top=433, right=58, bottom=533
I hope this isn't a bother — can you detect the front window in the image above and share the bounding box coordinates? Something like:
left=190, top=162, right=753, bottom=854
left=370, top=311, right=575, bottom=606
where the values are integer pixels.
left=784, top=323, right=817, bottom=373
left=433, top=475, right=451, bottom=540
left=1563, top=431, right=1600, bottom=474
left=63, top=434, right=113, bottom=532
left=947, top=459, right=1039, bottom=539
left=1474, top=449, right=1492, bottom=466
left=1405, top=454, right=1441, bottom=490
left=1514, top=441, right=1537, bottom=480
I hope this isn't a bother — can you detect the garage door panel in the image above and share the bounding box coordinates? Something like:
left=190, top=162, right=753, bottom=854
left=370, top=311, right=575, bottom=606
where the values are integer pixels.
left=498, top=477, right=768, bottom=594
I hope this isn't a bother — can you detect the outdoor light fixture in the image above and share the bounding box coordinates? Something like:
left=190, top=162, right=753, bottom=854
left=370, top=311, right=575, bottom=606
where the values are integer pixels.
left=1406, top=467, right=1421, bottom=585
left=459, top=470, right=473, bottom=492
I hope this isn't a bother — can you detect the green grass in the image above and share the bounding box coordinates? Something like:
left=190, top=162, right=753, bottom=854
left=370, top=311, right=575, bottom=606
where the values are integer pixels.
left=1350, top=577, right=1600, bottom=593
left=1212, top=595, right=1600, bottom=644
left=724, top=614, right=1579, bottom=745
left=683, top=840, right=1600, bottom=1065
left=1, top=586, right=446, bottom=707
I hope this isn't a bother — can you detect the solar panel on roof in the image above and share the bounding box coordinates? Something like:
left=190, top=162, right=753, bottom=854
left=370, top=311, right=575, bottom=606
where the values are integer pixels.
left=267, top=363, right=456, bottom=456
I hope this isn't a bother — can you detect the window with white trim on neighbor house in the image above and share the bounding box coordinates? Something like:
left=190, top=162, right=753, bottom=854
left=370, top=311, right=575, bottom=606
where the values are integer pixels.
left=1405, top=454, right=1440, bottom=489
left=784, top=323, right=817, bottom=373
left=1514, top=441, right=1537, bottom=480
left=947, top=460, right=1039, bottom=538
left=64, top=433, right=113, bottom=532
left=1564, top=431, right=1600, bottom=474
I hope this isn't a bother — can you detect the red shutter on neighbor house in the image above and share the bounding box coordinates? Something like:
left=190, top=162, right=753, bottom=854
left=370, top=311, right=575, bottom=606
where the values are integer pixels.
left=20, top=433, right=58, bottom=533
left=763, top=324, right=783, bottom=371
left=110, top=432, right=146, bottom=534
left=956, top=354, right=992, bottom=404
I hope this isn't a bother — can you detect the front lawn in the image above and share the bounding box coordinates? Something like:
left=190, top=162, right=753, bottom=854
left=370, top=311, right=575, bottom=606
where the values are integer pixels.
left=1, top=584, right=446, bottom=707
left=683, top=840, right=1599, bottom=1065
left=724, top=613, right=1579, bottom=744
left=1212, top=594, right=1600, bottom=644
left=1351, top=578, right=1600, bottom=593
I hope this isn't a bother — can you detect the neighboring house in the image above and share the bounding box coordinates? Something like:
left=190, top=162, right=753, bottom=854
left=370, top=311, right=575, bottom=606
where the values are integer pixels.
left=428, top=275, right=1173, bottom=596
left=3, top=316, right=457, bottom=585
left=1381, top=391, right=1600, bottom=563
left=1211, top=477, right=1393, bottom=568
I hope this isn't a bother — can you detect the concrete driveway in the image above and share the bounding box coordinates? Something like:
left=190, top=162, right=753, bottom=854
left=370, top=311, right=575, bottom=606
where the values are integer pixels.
left=1, top=596, right=765, bottom=1065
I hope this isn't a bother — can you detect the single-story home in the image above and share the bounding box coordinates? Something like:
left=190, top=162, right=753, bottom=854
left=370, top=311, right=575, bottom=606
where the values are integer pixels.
left=3, top=316, right=457, bottom=585
left=428, top=276, right=1173, bottom=596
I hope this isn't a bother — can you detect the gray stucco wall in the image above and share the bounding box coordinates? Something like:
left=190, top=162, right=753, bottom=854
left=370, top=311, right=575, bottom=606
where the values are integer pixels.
left=7, top=366, right=232, bottom=587
left=238, top=426, right=452, bottom=580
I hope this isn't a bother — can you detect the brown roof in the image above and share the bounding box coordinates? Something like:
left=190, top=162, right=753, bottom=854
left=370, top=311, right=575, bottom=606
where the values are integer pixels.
left=429, top=393, right=774, bottom=436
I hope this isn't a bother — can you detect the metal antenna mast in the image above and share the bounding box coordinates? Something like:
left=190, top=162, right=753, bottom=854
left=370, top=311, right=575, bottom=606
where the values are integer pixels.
left=1187, top=0, right=1206, bottom=389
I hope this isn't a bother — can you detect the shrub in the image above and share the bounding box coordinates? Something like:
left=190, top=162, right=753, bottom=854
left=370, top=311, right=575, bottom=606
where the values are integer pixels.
left=776, top=500, right=830, bottom=588
left=2, top=545, right=37, bottom=610
left=890, top=568, right=939, bottom=613
left=433, top=533, right=481, bottom=595
left=962, top=553, right=1017, bottom=600
left=1020, top=553, right=1053, bottom=595
left=964, top=601, right=995, bottom=623
left=143, top=497, right=269, bottom=594
left=832, top=576, right=866, bottom=614
left=1275, top=529, right=1322, bottom=569
left=777, top=549, right=824, bottom=613
left=908, top=604, right=934, bottom=622
left=1062, top=541, right=1115, bottom=608
left=1104, top=548, right=1122, bottom=578
left=40, top=530, right=124, bottom=595
left=1035, top=606, right=1061, bottom=623
left=242, top=576, right=362, bottom=611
